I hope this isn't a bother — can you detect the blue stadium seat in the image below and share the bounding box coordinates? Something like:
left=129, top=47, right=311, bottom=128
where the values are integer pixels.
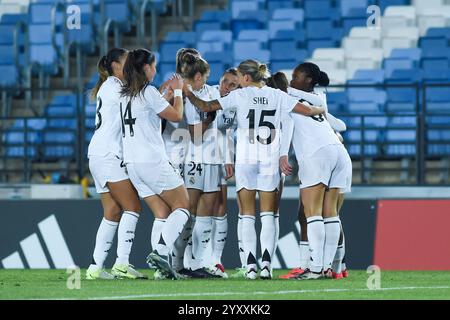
left=268, top=20, right=296, bottom=39
left=267, top=0, right=294, bottom=15
left=423, top=68, right=450, bottom=83
left=0, top=14, right=28, bottom=25
left=272, top=8, right=304, bottom=24
left=419, top=37, right=449, bottom=50
left=386, top=69, right=422, bottom=83
left=427, top=129, right=450, bottom=156
left=326, top=91, right=347, bottom=112
left=384, top=130, right=417, bottom=156
left=238, top=29, right=270, bottom=43
left=199, top=10, right=231, bottom=25
left=197, top=41, right=226, bottom=54
left=307, top=39, right=336, bottom=55
left=165, top=32, right=197, bottom=46
left=384, top=58, right=415, bottom=78
left=422, top=59, right=450, bottom=72
left=201, top=30, right=232, bottom=44
left=389, top=116, right=417, bottom=128
left=347, top=102, right=382, bottom=114
left=6, top=147, right=37, bottom=158
left=203, top=51, right=233, bottom=67
left=236, top=9, right=269, bottom=24
left=233, top=40, right=268, bottom=61
left=270, top=40, right=307, bottom=61
left=48, top=119, right=77, bottom=129
left=207, top=62, right=225, bottom=85
left=270, top=60, right=296, bottom=71
left=160, top=42, right=186, bottom=63
left=304, top=0, right=336, bottom=20
left=340, top=0, right=368, bottom=18
left=386, top=88, right=417, bottom=113
left=43, top=146, right=75, bottom=158
left=194, top=21, right=223, bottom=34
left=426, top=87, right=450, bottom=113
left=426, top=27, right=450, bottom=39
left=349, top=69, right=384, bottom=84
left=44, top=131, right=75, bottom=143
left=347, top=144, right=379, bottom=157
left=306, top=19, right=333, bottom=40
left=347, top=88, right=387, bottom=105
left=103, top=0, right=132, bottom=32
left=231, top=0, right=262, bottom=19
left=390, top=48, right=422, bottom=63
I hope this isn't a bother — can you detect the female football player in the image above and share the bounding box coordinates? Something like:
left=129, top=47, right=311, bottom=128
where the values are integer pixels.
left=87, top=48, right=147, bottom=280
left=183, top=59, right=325, bottom=279
left=120, top=48, right=190, bottom=279
left=279, top=62, right=352, bottom=280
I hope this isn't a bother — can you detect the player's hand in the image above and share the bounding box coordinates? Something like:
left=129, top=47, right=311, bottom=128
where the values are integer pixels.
left=279, top=155, right=292, bottom=176
left=170, top=76, right=184, bottom=90
left=225, top=164, right=234, bottom=180
left=183, top=82, right=193, bottom=96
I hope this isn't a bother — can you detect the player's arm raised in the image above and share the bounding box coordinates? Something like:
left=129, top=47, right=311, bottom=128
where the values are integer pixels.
left=158, top=76, right=184, bottom=122
left=292, top=101, right=325, bottom=117
left=183, top=84, right=222, bottom=112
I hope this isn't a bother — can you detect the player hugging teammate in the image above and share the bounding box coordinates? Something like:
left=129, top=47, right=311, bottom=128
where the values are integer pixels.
left=86, top=46, right=352, bottom=281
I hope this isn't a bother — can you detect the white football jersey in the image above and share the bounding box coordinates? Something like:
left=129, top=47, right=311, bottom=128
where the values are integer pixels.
left=217, top=86, right=298, bottom=164
left=185, top=84, right=222, bottom=164
left=162, top=118, right=189, bottom=165
left=87, top=76, right=124, bottom=158
left=287, top=87, right=341, bottom=159
left=121, top=85, right=170, bottom=164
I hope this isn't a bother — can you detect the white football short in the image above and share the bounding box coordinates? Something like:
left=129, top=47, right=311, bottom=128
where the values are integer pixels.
left=126, top=160, right=184, bottom=198
left=298, top=144, right=350, bottom=191
left=235, top=161, right=280, bottom=192
left=184, top=162, right=221, bottom=192
left=89, top=153, right=129, bottom=194
left=218, top=164, right=227, bottom=186
left=340, top=147, right=352, bottom=194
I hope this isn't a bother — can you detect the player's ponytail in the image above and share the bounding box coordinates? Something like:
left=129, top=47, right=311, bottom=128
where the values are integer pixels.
left=238, top=59, right=270, bottom=83
left=176, top=48, right=200, bottom=74
left=266, top=71, right=289, bottom=93
left=121, top=48, right=156, bottom=99
left=91, top=48, right=128, bottom=101
left=318, top=71, right=330, bottom=87
left=181, top=53, right=210, bottom=80
left=294, top=62, right=330, bottom=88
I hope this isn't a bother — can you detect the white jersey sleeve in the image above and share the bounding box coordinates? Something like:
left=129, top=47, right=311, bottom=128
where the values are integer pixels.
left=280, top=113, right=294, bottom=157
left=144, top=85, right=170, bottom=115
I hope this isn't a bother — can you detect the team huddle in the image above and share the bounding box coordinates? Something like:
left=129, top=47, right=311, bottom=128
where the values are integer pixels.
left=85, top=46, right=352, bottom=281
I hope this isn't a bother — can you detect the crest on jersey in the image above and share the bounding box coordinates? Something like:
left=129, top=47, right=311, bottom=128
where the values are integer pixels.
left=189, top=177, right=195, bottom=185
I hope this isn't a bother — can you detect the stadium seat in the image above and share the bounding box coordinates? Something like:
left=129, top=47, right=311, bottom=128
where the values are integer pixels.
left=201, top=30, right=233, bottom=44
left=272, top=8, right=304, bottom=24
left=349, top=69, right=385, bottom=84
left=268, top=20, right=296, bottom=39
left=238, top=29, right=270, bottom=43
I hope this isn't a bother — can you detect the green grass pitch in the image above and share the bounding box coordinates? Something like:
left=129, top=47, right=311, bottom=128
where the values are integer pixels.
left=1, top=270, right=450, bottom=300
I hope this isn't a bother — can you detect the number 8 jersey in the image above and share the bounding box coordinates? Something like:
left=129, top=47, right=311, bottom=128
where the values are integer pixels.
left=120, top=85, right=170, bottom=165
left=285, top=86, right=341, bottom=159
left=87, top=76, right=124, bottom=158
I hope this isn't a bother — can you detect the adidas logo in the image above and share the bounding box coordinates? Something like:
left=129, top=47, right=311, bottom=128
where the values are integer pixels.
left=1, top=215, right=75, bottom=269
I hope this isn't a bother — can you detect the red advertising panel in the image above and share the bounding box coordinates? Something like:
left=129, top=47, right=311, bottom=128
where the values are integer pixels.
left=374, top=200, right=450, bottom=270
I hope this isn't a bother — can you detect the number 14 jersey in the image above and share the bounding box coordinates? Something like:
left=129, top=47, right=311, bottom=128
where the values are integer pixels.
left=120, top=85, right=170, bottom=165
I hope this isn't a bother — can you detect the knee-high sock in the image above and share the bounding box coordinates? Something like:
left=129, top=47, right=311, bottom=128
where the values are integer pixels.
left=273, top=212, right=280, bottom=258
left=151, top=218, right=166, bottom=250
left=191, top=215, right=213, bottom=270
left=116, top=211, right=139, bottom=265
left=92, top=218, right=118, bottom=268
left=154, top=208, right=190, bottom=256
left=242, top=215, right=257, bottom=271
left=299, top=241, right=310, bottom=270
left=237, top=214, right=246, bottom=268
left=260, top=212, right=276, bottom=269
left=323, top=216, right=341, bottom=271
left=332, top=221, right=346, bottom=273
left=306, top=216, right=325, bottom=273
left=172, top=214, right=194, bottom=271
left=212, top=214, right=228, bottom=265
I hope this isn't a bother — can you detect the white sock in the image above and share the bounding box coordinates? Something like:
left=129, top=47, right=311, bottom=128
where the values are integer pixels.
left=92, top=218, right=118, bottom=268
left=237, top=213, right=246, bottom=268
left=155, top=208, right=190, bottom=256
left=242, top=215, right=257, bottom=271
left=273, top=212, right=279, bottom=258
left=323, top=216, right=341, bottom=271
left=212, top=214, right=228, bottom=265
left=115, top=211, right=139, bottom=265
left=191, top=215, right=213, bottom=270
left=260, top=212, right=275, bottom=269
left=332, top=245, right=345, bottom=274
left=172, top=214, right=194, bottom=271
left=306, top=216, right=325, bottom=273
left=151, top=218, right=166, bottom=250
left=184, top=215, right=195, bottom=269
left=299, top=241, right=310, bottom=270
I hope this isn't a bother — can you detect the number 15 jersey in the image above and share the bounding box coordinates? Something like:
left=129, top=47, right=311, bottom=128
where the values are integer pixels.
left=217, top=86, right=298, bottom=164
left=120, top=85, right=170, bottom=165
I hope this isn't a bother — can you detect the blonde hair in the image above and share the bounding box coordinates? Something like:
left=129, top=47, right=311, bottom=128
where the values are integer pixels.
left=237, top=59, right=270, bottom=83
